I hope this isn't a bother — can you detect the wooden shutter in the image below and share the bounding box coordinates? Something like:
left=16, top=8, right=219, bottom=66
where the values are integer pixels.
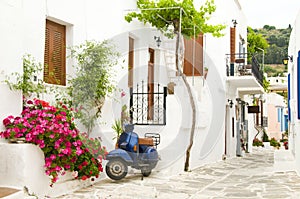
left=183, top=33, right=203, bottom=76
left=44, top=20, right=66, bottom=86
left=230, top=27, right=236, bottom=63
left=128, top=37, right=134, bottom=88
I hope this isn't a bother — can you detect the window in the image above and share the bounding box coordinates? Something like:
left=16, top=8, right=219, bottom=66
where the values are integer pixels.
left=183, top=33, right=203, bottom=76
left=230, top=27, right=236, bottom=63
left=44, top=20, right=66, bottom=86
left=128, top=37, right=134, bottom=88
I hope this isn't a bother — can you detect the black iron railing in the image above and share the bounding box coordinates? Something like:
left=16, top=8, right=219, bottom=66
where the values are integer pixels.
left=226, top=53, right=263, bottom=87
left=251, top=56, right=263, bottom=86
left=129, top=81, right=167, bottom=125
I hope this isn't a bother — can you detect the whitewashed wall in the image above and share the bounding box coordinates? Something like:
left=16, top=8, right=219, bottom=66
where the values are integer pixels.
left=288, top=10, right=300, bottom=175
left=0, top=0, right=24, bottom=136
left=0, top=0, right=249, bottom=196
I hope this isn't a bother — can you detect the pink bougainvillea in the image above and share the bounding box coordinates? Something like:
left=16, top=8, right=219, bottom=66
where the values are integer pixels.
left=0, top=99, right=107, bottom=186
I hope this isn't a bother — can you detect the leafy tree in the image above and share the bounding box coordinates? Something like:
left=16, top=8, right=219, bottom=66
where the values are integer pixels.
left=247, top=27, right=269, bottom=62
left=125, top=0, right=225, bottom=171
left=263, top=25, right=276, bottom=31
left=250, top=26, right=291, bottom=65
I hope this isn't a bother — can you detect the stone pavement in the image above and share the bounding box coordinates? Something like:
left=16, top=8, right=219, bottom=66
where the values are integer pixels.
left=55, top=148, right=300, bottom=199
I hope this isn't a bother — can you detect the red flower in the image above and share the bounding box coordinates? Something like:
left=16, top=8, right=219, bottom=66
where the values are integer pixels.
left=3, top=118, right=11, bottom=126
left=37, top=99, right=49, bottom=107
left=81, top=175, right=88, bottom=180
left=82, top=161, right=88, bottom=166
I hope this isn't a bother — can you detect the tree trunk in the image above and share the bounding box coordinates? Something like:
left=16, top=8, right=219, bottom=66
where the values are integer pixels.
left=174, top=32, right=197, bottom=172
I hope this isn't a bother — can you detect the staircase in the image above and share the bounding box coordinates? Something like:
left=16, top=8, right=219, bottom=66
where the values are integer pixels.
left=162, top=39, right=180, bottom=84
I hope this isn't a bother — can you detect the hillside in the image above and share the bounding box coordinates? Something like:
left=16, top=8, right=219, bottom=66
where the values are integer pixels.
left=251, top=25, right=291, bottom=65
left=249, top=25, right=291, bottom=77
left=264, top=64, right=287, bottom=77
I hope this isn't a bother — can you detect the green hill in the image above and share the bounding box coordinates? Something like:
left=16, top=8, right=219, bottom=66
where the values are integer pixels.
left=250, top=25, right=291, bottom=76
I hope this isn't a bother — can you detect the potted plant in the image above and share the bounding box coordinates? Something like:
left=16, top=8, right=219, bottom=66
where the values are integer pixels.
left=112, top=119, right=123, bottom=142
left=270, top=137, right=281, bottom=149
left=252, top=138, right=264, bottom=147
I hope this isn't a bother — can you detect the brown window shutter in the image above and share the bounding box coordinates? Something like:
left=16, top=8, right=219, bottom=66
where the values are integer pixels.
left=44, top=20, right=66, bottom=86
left=230, top=27, right=236, bottom=63
left=183, top=33, right=203, bottom=76
left=128, top=37, right=134, bottom=88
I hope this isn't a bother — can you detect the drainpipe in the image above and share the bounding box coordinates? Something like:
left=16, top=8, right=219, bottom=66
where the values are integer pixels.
left=260, top=99, right=264, bottom=127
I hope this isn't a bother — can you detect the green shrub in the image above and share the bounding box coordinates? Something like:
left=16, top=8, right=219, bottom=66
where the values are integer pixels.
left=270, top=137, right=281, bottom=148
left=253, top=138, right=264, bottom=147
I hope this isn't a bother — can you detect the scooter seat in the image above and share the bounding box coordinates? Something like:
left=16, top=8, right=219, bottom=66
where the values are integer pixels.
left=138, top=138, right=154, bottom=146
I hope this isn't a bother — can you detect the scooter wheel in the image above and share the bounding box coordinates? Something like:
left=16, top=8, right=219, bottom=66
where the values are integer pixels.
left=106, top=159, right=128, bottom=180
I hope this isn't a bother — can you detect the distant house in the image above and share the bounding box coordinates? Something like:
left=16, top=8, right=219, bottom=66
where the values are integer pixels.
left=265, top=93, right=287, bottom=140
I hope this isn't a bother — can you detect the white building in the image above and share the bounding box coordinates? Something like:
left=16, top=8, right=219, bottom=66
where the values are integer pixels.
left=267, top=74, right=288, bottom=93
left=287, top=10, right=300, bottom=175
left=0, top=0, right=264, bottom=197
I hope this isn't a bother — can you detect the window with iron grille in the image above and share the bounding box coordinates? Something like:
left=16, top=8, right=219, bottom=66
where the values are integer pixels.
left=129, top=81, right=167, bottom=125
left=44, top=19, right=66, bottom=86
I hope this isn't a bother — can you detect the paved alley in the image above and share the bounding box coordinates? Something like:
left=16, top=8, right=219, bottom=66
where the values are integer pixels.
left=55, top=148, right=300, bottom=199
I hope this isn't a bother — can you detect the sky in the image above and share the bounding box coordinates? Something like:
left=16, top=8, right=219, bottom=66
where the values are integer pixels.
left=239, top=0, right=300, bottom=29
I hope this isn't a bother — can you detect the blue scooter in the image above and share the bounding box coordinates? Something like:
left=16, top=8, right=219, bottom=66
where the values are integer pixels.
left=106, top=124, right=160, bottom=180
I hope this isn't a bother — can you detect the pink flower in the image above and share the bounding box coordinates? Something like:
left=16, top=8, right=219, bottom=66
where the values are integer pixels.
left=60, top=111, right=66, bottom=116
left=3, top=116, right=14, bottom=126
left=61, top=148, right=71, bottom=155
left=45, top=158, right=52, bottom=167
left=55, top=166, right=61, bottom=171
left=76, top=147, right=83, bottom=155
left=50, top=154, right=56, bottom=160
left=121, top=91, right=126, bottom=98
left=25, top=133, right=32, bottom=142
left=52, top=177, right=58, bottom=183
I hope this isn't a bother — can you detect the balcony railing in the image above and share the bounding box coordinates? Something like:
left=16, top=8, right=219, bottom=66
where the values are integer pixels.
left=226, top=53, right=263, bottom=86
left=251, top=56, right=263, bottom=86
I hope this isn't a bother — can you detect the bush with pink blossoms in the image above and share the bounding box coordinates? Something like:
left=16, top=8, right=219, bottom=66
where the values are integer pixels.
left=0, top=99, right=107, bottom=186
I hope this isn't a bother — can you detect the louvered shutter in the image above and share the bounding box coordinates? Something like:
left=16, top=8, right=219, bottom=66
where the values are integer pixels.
left=183, top=33, right=203, bottom=76
left=44, top=20, right=66, bottom=86
left=230, top=27, right=236, bottom=63
left=128, top=37, right=134, bottom=88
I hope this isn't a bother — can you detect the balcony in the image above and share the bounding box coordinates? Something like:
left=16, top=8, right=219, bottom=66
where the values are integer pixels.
left=226, top=53, right=264, bottom=95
